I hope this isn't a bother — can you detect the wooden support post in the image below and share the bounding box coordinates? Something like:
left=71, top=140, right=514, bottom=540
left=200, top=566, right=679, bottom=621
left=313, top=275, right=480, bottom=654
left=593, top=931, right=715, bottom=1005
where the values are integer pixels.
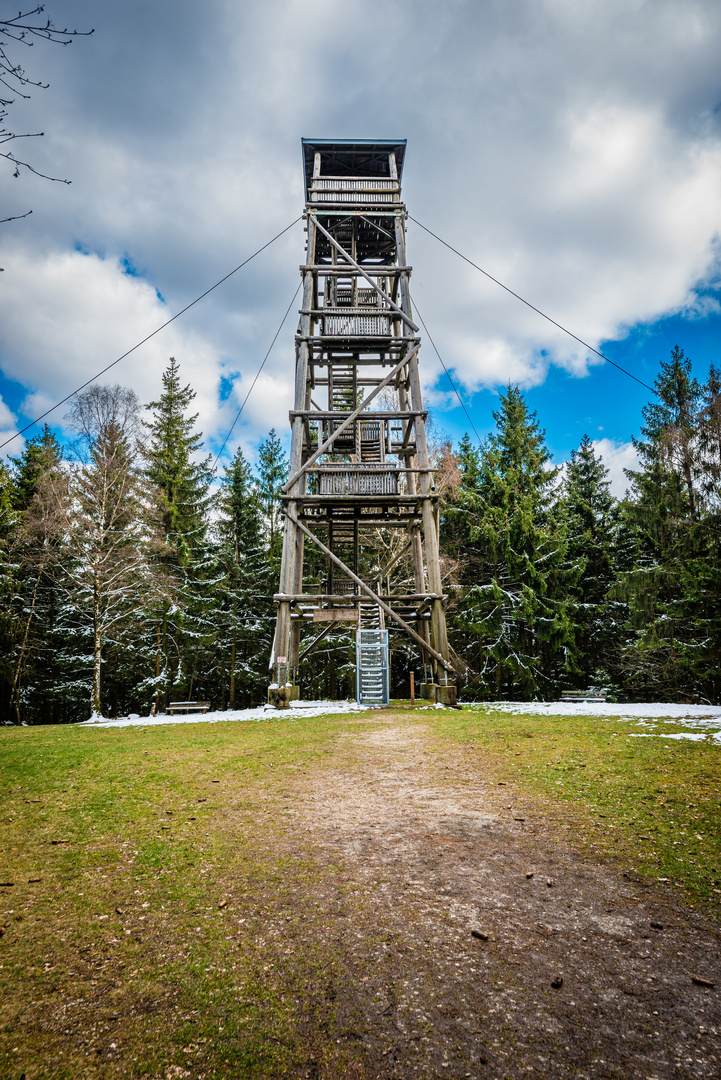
left=398, top=214, right=450, bottom=681
left=269, top=217, right=316, bottom=699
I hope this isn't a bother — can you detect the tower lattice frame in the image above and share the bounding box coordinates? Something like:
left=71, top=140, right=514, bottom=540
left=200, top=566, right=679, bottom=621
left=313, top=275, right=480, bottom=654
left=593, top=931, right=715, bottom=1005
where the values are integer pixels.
left=268, top=139, right=457, bottom=708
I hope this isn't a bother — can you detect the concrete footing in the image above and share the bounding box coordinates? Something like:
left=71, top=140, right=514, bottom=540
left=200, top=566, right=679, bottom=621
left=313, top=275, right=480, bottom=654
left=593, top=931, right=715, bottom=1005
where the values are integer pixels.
left=267, top=684, right=300, bottom=709
left=419, top=683, right=458, bottom=707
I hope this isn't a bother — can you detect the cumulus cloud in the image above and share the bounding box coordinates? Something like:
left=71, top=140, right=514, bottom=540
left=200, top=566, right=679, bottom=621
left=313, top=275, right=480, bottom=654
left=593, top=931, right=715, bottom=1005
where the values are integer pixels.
left=0, top=244, right=298, bottom=456
left=0, top=396, right=21, bottom=461
left=0, top=246, right=218, bottom=436
left=592, top=438, right=640, bottom=498
left=1, top=0, right=721, bottom=461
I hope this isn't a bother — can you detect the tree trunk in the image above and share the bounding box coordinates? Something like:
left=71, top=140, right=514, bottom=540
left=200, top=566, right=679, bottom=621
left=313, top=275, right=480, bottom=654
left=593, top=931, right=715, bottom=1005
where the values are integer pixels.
left=229, top=615, right=237, bottom=709
left=9, top=566, right=43, bottom=725
left=91, top=579, right=102, bottom=719
left=92, top=632, right=103, bottom=720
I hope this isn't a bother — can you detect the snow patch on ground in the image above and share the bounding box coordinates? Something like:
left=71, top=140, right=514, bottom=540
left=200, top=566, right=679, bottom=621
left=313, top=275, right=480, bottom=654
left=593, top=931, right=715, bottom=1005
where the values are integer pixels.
left=468, top=700, right=721, bottom=743
left=473, top=701, right=721, bottom=720
left=76, top=700, right=370, bottom=729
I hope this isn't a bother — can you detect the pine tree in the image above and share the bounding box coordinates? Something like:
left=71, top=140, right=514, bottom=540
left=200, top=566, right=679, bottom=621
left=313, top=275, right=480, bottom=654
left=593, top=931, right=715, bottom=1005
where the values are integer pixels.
left=0, top=459, right=18, bottom=720
left=441, top=433, right=480, bottom=567
left=617, top=347, right=718, bottom=701
left=10, top=425, right=63, bottom=511
left=145, top=358, right=212, bottom=564
left=699, top=364, right=721, bottom=508
left=1, top=427, right=66, bottom=724
left=143, top=358, right=214, bottom=708
left=447, top=386, right=580, bottom=699
left=560, top=435, right=621, bottom=689
left=215, top=447, right=271, bottom=707
left=256, top=429, right=288, bottom=567
left=635, top=346, right=701, bottom=518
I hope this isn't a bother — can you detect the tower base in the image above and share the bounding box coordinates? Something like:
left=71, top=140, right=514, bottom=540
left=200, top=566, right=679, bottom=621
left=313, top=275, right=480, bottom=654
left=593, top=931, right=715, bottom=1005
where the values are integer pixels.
left=419, top=683, right=458, bottom=707
left=267, top=684, right=300, bottom=709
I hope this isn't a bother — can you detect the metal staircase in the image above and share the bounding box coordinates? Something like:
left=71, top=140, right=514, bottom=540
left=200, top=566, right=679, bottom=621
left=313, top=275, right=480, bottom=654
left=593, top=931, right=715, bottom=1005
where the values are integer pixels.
left=327, top=517, right=357, bottom=594
left=356, top=628, right=389, bottom=706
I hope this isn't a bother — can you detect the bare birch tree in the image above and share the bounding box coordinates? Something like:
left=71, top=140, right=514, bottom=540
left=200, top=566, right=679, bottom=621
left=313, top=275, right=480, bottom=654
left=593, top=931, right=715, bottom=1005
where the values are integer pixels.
left=39, top=385, right=168, bottom=718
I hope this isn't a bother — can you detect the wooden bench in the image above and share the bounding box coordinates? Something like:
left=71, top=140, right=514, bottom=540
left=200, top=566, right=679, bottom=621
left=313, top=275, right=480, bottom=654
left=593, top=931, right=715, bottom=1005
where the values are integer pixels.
left=167, top=701, right=211, bottom=715
left=560, top=690, right=607, bottom=703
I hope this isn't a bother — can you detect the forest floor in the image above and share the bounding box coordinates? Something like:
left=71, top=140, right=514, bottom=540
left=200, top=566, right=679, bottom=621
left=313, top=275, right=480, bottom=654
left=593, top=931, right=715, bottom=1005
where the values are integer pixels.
left=1, top=705, right=720, bottom=1079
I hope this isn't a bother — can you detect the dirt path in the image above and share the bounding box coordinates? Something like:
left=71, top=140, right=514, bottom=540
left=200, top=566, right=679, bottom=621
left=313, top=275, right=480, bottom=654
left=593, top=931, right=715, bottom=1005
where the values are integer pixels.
left=279, top=713, right=721, bottom=1079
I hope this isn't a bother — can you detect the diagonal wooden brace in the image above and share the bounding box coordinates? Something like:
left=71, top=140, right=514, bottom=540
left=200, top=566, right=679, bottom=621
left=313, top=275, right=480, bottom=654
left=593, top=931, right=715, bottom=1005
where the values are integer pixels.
left=298, top=620, right=334, bottom=663
left=376, top=538, right=414, bottom=580
left=282, top=344, right=419, bottom=494
left=309, top=216, right=420, bottom=334
left=285, top=510, right=454, bottom=674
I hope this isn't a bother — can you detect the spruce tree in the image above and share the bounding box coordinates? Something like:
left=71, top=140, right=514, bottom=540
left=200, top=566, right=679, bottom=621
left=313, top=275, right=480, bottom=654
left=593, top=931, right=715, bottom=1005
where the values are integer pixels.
left=10, top=425, right=63, bottom=511
left=256, top=429, right=288, bottom=567
left=699, top=364, right=721, bottom=506
left=1, top=427, right=67, bottom=724
left=215, top=447, right=271, bottom=707
left=447, top=386, right=580, bottom=699
left=617, top=347, right=718, bottom=701
left=145, top=358, right=212, bottom=564
left=144, top=358, right=214, bottom=709
left=561, top=435, right=621, bottom=689
left=0, top=459, right=18, bottom=720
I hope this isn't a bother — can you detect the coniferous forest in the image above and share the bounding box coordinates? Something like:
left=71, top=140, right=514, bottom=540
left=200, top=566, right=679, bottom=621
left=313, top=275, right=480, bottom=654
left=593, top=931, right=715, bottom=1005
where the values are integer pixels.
left=1, top=348, right=719, bottom=723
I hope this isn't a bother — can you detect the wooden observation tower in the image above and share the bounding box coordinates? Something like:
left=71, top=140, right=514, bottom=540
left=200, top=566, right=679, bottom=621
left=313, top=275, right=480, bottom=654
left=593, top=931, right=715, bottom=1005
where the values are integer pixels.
left=268, top=139, right=457, bottom=708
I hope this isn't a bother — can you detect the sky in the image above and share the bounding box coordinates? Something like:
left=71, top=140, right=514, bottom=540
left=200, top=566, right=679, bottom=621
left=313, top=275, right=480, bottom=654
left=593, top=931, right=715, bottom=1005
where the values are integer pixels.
left=1, top=0, right=720, bottom=496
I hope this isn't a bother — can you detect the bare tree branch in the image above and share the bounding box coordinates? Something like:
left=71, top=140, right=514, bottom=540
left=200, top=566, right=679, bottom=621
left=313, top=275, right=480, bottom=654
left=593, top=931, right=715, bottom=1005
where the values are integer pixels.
left=0, top=207, right=31, bottom=223
left=0, top=5, right=93, bottom=206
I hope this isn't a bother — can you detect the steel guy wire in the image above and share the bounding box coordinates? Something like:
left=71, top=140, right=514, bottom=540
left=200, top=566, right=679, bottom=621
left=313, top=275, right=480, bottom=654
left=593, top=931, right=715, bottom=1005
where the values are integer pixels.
left=211, top=281, right=302, bottom=473
left=0, top=217, right=302, bottom=451
left=409, top=215, right=657, bottom=396
left=411, top=296, right=485, bottom=448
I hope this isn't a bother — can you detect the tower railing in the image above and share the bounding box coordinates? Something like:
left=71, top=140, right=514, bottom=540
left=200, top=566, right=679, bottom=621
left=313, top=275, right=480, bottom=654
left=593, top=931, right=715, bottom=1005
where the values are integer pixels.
left=309, top=176, right=400, bottom=203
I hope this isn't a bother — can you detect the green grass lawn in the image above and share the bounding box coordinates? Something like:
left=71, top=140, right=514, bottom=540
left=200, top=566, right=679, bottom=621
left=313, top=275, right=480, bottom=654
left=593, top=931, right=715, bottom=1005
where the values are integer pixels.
left=1, top=705, right=719, bottom=1078
left=0, top=714, right=376, bottom=1079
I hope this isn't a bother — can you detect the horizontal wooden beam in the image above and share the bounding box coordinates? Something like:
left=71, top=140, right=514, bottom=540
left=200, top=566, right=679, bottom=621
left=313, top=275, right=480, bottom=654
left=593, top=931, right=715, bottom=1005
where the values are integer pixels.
left=310, top=378, right=409, bottom=386
left=301, top=309, right=396, bottom=318
left=302, top=209, right=404, bottom=217
left=283, top=494, right=438, bottom=504
left=302, top=265, right=411, bottom=274
left=296, top=335, right=418, bottom=344
left=275, top=593, right=444, bottom=603
left=290, top=410, right=426, bottom=420
left=299, top=518, right=420, bottom=529
left=304, top=468, right=437, bottom=476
